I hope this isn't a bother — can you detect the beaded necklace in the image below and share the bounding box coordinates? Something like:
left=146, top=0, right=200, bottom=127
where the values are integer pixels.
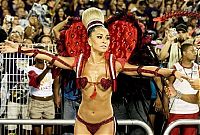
left=180, top=62, right=194, bottom=79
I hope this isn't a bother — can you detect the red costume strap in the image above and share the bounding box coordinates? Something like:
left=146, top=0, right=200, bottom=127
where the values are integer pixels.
left=154, top=67, right=161, bottom=77
left=76, top=53, right=84, bottom=90
left=123, top=66, right=163, bottom=77
left=72, top=56, right=80, bottom=68
left=31, top=49, right=39, bottom=57
left=168, top=69, right=177, bottom=77
left=18, top=44, right=22, bottom=53
left=49, top=54, right=58, bottom=65
left=90, top=84, right=97, bottom=99
left=137, top=66, right=144, bottom=76
left=108, top=54, right=117, bottom=92
left=19, top=48, right=73, bottom=69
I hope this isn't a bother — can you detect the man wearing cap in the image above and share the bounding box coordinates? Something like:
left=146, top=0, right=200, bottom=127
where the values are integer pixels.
left=175, top=23, right=188, bottom=44
left=159, top=24, right=189, bottom=68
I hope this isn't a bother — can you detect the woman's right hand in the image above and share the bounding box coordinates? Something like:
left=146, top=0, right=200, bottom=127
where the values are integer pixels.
left=164, top=80, right=177, bottom=98
left=0, top=40, right=19, bottom=53
left=166, top=29, right=178, bottom=42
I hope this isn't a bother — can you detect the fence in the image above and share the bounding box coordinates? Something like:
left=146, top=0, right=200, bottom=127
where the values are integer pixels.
left=0, top=119, right=154, bottom=135
left=164, top=119, right=200, bottom=135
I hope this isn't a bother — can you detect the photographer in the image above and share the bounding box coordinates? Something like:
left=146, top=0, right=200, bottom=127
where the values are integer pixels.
left=24, top=14, right=42, bottom=42
left=2, top=15, right=14, bottom=34
left=159, top=24, right=188, bottom=68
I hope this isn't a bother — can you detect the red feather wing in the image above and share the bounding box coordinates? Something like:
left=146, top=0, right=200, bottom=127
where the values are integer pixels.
left=105, top=13, right=140, bottom=61
left=57, top=17, right=90, bottom=58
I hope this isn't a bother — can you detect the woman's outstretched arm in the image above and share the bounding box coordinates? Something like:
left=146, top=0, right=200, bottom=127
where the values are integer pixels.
left=118, top=62, right=189, bottom=81
left=0, top=41, right=75, bottom=70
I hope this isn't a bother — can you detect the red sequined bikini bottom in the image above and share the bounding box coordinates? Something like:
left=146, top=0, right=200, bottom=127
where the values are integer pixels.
left=76, top=114, right=114, bottom=135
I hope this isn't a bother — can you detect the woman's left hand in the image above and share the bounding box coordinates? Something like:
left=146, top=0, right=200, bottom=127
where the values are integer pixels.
left=0, top=40, right=19, bottom=53
left=174, top=70, right=191, bottom=82
left=164, top=80, right=177, bottom=98
left=189, top=79, right=200, bottom=90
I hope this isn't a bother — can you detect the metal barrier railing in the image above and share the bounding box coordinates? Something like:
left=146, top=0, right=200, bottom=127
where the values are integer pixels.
left=0, top=119, right=154, bottom=135
left=164, top=119, right=200, bottom=135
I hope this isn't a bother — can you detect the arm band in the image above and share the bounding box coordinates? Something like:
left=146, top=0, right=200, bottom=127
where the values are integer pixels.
left=168, top=69, right=177, bottom=77
left=18, top=47, right=73, bottom=69
left=18, top=44, right=22, bottom=53
left=124, top=66, right=163, bottom=77
left=154, top=67, right=161, bottom=76
left=137, top=66, right=144, bottom=76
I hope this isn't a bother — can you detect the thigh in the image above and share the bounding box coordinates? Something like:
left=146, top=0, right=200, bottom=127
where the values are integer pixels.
left=96, top=119, right=116, bottom=135
left=29, top=99, right=43, bottom=119
left=182, top=125, right=197, bottom=135
left=21, top=104, right=29, bottom=119
left=43, top=100, right=55, bottom=119
left=44, top=126, right=53, bottom=135
left=74, top=119, right=91, bottom=135
left=170, top=127, right=180, bottom=135
left=7, top=102, right=20, bottom=118
left=182, top=113, right=199, bottom=135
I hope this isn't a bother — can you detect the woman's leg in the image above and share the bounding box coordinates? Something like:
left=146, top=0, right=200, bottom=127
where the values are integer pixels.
left=74, top=119, right=91, bottom=135
left=32, top=126, right=41, bottom=135
left=44, top=126, right=53, bottom=135
left=95, top=119, right=116, bottom=135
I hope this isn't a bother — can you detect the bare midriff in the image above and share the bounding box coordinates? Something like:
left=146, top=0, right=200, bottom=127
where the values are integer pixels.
left=78, top=86, right=113, bottom=123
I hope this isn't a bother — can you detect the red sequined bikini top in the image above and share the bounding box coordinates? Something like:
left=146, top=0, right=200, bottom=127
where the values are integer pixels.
left=74, top=53, right=125, bottom=99
left=77, top=77, right=112, bottom=90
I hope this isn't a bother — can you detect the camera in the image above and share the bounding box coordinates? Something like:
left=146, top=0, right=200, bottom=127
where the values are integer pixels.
left=169, top=28, right=178, bottom=36
left=5, top=15, right=14, bottom=23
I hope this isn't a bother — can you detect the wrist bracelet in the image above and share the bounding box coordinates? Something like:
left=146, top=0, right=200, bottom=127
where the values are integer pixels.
left=172, top=69, right=177, bottom=76
left=18, top=44, right=22, bottom=53
left=175, top=90, right=182, bottom=99
left=169, top=69, right=177, bottom=77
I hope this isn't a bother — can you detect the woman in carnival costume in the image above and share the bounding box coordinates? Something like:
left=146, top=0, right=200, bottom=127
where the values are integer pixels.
left=0, top=7, right=189, bottom=135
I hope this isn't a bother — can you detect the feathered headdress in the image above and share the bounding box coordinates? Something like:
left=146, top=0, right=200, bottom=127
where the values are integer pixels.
left=56, top=10, right=142, bottom=62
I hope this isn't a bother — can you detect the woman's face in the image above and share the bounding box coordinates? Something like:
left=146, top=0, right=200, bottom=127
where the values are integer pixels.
left=187, top=26, right=193, bottom=35
left=58, top=8, right=65, bottom=17
left=1, top=0, right=8, bottom=10
left=41, top=36, right=52, bottom=44
left=79, top=0, right=85, bottom=5
left=9, top=31, right=23, bottom=43
left=194, top=35, right=200, bottom=45
left=29, top=16, right=38, bottom=26
left=172, top=3, right=177, bottom=11
left=89, top=27, right=110, bottom=53
left=166, top=4, right=171, bottom=12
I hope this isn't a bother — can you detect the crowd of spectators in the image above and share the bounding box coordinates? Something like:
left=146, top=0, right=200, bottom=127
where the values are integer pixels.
left=0, top=0, right=200, bottom=135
